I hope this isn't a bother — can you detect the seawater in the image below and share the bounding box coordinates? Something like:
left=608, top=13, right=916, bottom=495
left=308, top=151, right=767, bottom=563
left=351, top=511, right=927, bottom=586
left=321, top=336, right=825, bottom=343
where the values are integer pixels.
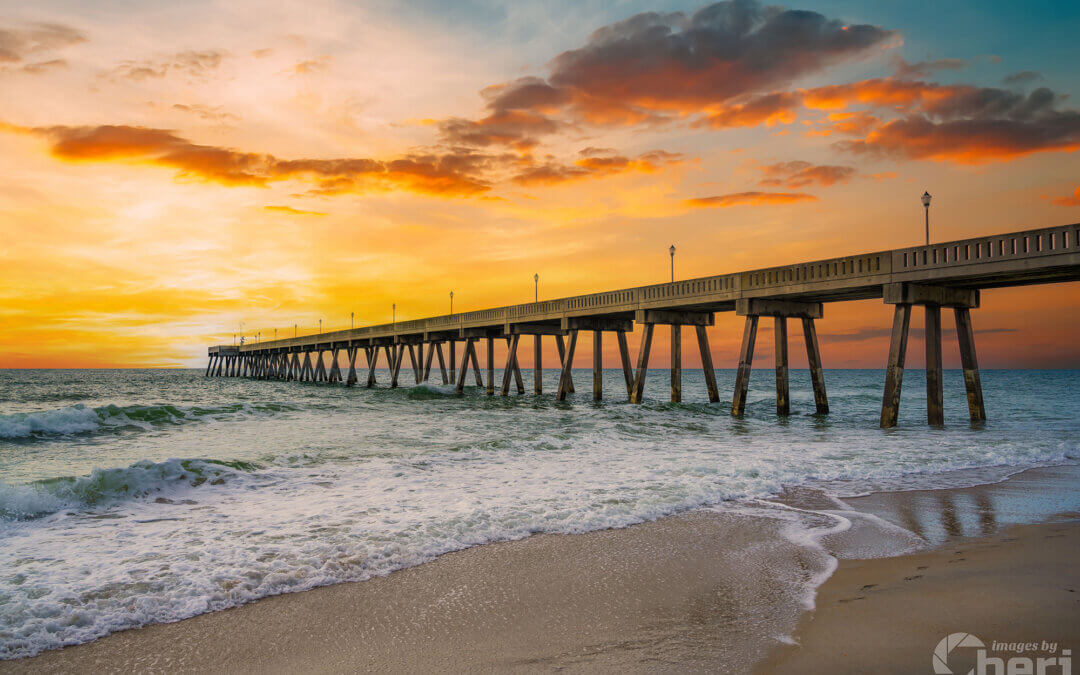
left=1, top=368, right=1077, bottom=659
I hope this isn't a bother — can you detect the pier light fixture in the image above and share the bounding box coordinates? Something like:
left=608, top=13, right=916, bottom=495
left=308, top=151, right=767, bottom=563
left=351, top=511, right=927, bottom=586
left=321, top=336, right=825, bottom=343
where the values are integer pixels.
left=294, top=324, right=297, bottom=338
left=922, top=191, right=932, bottom=245
left=350, top=312, right=354, bottom=330
left=534, top=273, right=539, bottom=302
left=274, top=329, right=277, bottom=341
left=319, top=319, right=322, bottom=334
left=449, top=291, right=453, bottom=315
left=669, top=244, right=676, bottom=283
left=392, top=303, right=396, bottom=324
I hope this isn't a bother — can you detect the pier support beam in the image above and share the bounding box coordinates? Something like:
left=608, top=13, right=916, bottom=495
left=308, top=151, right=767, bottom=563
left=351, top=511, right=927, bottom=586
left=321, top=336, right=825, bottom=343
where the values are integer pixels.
left=617, top=331, right=634, bottom=400
left=695, top=326, right=720, bottom=403
left=435, top=342, right=449, bottom=385
left=346, top=347, right=358, bottom=387
left=630, top=324, right=654, bottom=404
left=486, top=337, right=495, bottom=396
left=555, top=335, right=575, bottom=394
left=731, top=316, right=758, bottom=416
left=671, top=325, right=681, bottom=403
left=593, top=331, right=603, bottom=401
left=366, top=347, right=379, bottom=388
left=556, top=330, right=578, bottom=401
left=774, top=317, right=789, bottom=416
left=456, top=339, right=475, bottom=393
left=880, top=283, right=982, bottom=428
left=448, top=341, right=456, bottom=385
left=534, top=335, right=542, bottom=395
left=423, top=343, right=435, bottom=382
left=925, top=305, right=944, bottom=426
left=802, top=318, right=829, bottom=414
left=501, top=335, right=520, bottom=396
left=955, top=307, right=986, bottom=422
left=733, top=300, right=825, bottom=417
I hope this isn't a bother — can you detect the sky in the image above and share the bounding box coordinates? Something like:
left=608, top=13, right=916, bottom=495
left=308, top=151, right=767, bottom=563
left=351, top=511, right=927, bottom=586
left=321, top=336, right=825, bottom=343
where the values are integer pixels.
left=1, top=0, right=1079, bottom=369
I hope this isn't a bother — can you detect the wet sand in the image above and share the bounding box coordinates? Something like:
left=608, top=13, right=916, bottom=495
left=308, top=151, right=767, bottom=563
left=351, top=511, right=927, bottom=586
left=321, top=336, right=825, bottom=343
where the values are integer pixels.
left=4, top=465, right=1079, bottom=674
left=759, top=519, right=1080, bottom=674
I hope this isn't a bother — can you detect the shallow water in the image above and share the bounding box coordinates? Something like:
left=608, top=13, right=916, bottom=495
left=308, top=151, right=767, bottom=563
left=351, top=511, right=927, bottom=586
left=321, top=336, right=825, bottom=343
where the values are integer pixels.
left=1, top=368, right=1077, bottom=659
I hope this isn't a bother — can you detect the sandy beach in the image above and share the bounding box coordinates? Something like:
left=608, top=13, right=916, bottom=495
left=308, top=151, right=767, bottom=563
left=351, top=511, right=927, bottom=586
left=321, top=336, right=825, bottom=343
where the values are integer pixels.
left=3, top=465, right=1078, bottom=674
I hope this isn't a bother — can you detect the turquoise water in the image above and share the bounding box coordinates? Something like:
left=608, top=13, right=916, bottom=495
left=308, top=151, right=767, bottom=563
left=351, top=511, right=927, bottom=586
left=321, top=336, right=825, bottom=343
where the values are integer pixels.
left=1, top=368, right=1077, bottom=658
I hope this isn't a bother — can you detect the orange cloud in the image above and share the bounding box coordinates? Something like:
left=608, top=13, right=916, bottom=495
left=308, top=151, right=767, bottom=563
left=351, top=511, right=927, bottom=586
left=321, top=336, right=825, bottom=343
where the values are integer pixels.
left=264, top=205, right=327, bottom=216
left=511, top=149, right=682, bottom=186
left=684, top=191, right=817, bottom=208
left=15, top=123, right=492, bottom=196
left=758, top=160, right=856, bottom=188
left=1050, top=186, right=1080, bottom=207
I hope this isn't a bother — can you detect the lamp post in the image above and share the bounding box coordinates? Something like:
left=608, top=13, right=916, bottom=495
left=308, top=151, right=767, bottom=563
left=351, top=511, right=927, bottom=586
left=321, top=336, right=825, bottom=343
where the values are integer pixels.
left=294, top=324, right=297, bottom=338
left=274, top=329, right=277, bottom=341
left=392, top=303, right=396, bottom=324
left=350, top=312, right=354, bottom=330
left=319, top=319, right=322, bottom=334
left=922, top=191, right=932, bottom=245
left=534, top=273, right=539, bottom=302
left=669, top=244, right=676, bottom=283
left=449, top=291, right=453, bottom=315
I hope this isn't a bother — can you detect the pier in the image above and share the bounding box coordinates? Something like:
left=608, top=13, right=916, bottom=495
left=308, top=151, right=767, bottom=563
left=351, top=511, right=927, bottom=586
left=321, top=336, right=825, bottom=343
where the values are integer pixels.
left=207, top=223, right=1080, bottom=427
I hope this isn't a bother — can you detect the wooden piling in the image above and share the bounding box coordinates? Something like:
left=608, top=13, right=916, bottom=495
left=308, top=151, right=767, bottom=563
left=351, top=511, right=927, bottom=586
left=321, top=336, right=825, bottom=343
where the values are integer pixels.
left=555, top=335, right=575, bottom=393
left=534, top=335, right=542, bottom=395
left=593, top=331, right=603, bottom=401
left=670, top=325, right=681, bottom=403
left=456, top=339, right=474, bottom=393
left=954, top=307, right=986, bottom=422
left=407, top=344, right=420, bottom=384
left=775, top=316, right=789, bottom=416
left=423, top=343, right=435, bottom=382
left=469, top=341, right=483, bottom=387
left=486, top=337, right=495, bottom=396
left=616, top=331, right=633, bottom=399
left=695, top=326, right=720, bottom=403
left=801, top=318, right=829, bottom=414
left=205, top=355, right=214, bottom=377
left=631, top=324, right=654, bottom=404
left=501, top=334, right=519, bottom=396
left=557, top=330, right=578, bottom=401
left=732, top=315, right=759, bottom=416
left=435, top=342, right=448, bottom=384
left=449, top=341, right=456, bottom=385
left=925, top=305, right=944, bottom=426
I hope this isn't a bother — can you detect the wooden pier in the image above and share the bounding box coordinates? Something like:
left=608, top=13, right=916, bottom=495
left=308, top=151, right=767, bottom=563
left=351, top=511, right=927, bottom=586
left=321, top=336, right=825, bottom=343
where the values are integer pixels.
left=207, top=223, right=1080, bottom=427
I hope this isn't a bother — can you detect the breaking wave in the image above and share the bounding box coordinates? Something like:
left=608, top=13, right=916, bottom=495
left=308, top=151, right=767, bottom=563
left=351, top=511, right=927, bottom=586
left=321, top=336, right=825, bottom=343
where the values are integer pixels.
left=0, top=402, right=294, bottom=440
left=0, top=458, right=262, bottom=520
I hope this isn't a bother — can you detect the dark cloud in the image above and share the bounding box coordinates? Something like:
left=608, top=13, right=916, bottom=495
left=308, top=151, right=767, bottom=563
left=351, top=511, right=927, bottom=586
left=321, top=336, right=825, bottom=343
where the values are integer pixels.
left=445, top=0, right=894, bottom=145
left=1002, top=70, right=1041, bottom=86
left=684, top=191, right=816, bottom=208
left=0, top=23, right=85, bottom=64
left=758, top=160, right=856, bottom=188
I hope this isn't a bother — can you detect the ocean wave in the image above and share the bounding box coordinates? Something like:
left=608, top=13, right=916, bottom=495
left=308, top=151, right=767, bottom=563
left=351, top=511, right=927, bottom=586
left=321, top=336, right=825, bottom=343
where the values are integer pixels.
left=0, top=458, right=262, bottom=520
left=0, top=402, right=294, bottom=440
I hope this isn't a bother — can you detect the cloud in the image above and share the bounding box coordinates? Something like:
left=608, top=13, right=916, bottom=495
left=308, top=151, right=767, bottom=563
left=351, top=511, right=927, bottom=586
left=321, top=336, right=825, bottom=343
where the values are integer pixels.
left=758, top=160, right=856, bottom=188
left=892, top=56, right=966, bottom=79
left=109, top=50, right=226, bottom=81
left=684, top=191, right=816, bottom=208
left=171, top=103, right=239, bottom=126
left=443, top=1, right=894, bottom=145
left=1049, top=186, right=1080, bottom=207
left=14, top=123, right=492, bottom=196
left=0, top=23, right=85, bottom=64
left=809, top=80, right=1080, bottom=163
left=1003, top=70, right=1041, bottom=86
left=511, top=149, right=683, bottom=186
left=264, top=205, right=327, bottom=216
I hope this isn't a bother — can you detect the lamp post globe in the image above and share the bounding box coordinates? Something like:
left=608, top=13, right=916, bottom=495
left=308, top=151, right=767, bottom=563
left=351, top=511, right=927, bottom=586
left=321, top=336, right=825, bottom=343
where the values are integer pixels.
left=669, top=244, right=676, bottom=282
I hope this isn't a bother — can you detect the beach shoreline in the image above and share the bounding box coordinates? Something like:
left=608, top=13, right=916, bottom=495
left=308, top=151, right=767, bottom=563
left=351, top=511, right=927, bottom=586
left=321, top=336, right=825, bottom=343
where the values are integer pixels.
left=3, top=464, right=1078, bottom=673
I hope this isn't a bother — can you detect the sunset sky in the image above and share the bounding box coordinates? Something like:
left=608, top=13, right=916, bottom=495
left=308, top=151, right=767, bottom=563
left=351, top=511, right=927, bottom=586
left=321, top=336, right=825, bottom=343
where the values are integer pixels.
left=2, top=0, right=1079, bottom=369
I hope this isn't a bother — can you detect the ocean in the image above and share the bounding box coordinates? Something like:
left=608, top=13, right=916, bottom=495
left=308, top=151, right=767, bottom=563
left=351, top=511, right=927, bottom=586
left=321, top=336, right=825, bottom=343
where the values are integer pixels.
left=1, top=367, right=1078, bottom=659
